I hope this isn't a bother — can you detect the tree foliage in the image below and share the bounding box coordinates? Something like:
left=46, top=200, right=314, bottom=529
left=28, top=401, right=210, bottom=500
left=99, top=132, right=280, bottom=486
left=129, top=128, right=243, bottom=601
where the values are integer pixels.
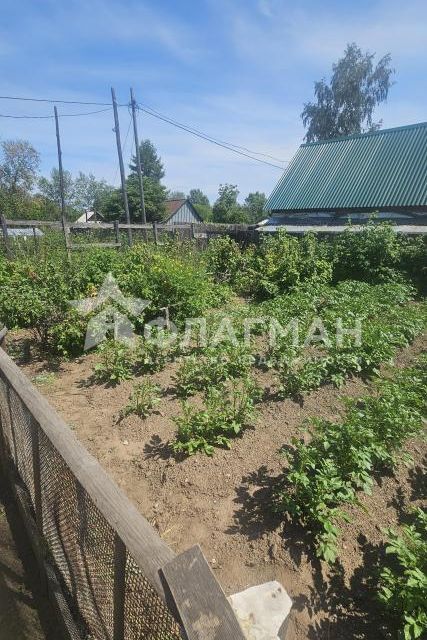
left=189, top=188, right=210, bottom=207
left=38, top=169, right=113, bottom=219
left=0, top=139, right=40, bottom=194
left=129, top=139, right=164, bottom=182
left=301, top=43, right=395, bottom=142
left=244, top=191, right=266, bottom=223
left=212, top=184, right=242, bottom=223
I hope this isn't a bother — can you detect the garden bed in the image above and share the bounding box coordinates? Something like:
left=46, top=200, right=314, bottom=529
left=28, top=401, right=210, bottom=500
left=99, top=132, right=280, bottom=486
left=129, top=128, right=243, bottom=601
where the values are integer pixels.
left=7, top=330, right=426, bottom=640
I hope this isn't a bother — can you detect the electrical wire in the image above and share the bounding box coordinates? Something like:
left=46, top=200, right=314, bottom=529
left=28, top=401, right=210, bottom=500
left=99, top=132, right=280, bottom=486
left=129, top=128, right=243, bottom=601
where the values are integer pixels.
left=0, top=107, right=112, bottom=119
left=138, top=102, right=287, bottom=163
left=0, top=92, right=288, bottom=170
left=0, top=94, right=119, bottom=106
left=137, top=104, right=286, bottom=170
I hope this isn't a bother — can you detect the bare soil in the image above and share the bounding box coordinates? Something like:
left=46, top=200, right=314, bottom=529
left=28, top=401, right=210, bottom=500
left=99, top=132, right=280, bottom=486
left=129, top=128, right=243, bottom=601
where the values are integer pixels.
left=6, top=331, right=427, bottom=640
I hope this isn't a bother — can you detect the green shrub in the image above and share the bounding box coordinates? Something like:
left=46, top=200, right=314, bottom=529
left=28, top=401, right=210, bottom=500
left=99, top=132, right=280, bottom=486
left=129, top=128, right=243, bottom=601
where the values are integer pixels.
left=48, top=310, right=88, bottom=358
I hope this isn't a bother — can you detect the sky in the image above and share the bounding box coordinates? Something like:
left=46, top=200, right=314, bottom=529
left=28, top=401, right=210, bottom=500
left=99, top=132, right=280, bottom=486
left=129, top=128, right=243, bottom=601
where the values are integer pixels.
left=0, top=0, right=426, bottom=202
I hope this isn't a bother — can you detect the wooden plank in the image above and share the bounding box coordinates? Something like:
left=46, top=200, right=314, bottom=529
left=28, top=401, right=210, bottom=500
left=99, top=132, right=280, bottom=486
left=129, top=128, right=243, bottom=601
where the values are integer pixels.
left=161, top=545, right=245, bottom=640
left=5, top=219, right=61, bottom=227
left=68, top=243, right=122, bottom=250
left=0, top=347, right=177, bottom=606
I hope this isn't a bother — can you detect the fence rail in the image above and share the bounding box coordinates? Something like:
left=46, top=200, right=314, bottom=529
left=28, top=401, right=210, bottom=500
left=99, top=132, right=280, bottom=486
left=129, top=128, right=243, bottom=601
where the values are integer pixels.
left=0, top=345, right=246, bottom=640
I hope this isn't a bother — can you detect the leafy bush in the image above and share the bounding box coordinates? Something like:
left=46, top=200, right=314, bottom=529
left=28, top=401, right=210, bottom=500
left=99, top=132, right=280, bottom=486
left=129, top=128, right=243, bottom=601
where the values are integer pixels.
left=274, top=358, right=427, bottom=563
left=48, top=310, right=88, bottom=358
left=0, top=254, right=70, bottom=342
left=119, top=380, right=161, bottom=419
left=379, top=508, right=427, bottom=640
left=173, top=377, right=262, bottom=455
left=93, top=340, right=136, bottom=384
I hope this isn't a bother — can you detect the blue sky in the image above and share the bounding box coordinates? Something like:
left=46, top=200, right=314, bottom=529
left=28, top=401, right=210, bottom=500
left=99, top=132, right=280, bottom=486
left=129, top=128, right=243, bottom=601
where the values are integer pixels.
left=1, top=0, right=426, bottom=202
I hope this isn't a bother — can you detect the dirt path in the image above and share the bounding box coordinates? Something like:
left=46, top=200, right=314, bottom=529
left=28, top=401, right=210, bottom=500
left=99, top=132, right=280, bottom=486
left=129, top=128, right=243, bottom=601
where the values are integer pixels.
left=0, top=467, right=58, bottom=640
left=8, top=331, right=427, bottom=639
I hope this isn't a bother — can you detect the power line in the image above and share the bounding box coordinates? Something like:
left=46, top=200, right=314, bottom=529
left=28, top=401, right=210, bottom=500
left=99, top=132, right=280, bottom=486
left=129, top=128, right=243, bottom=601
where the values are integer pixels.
left=0, top=94, right=119, bottom=106
left=0, top=92, right=288, bottom=170
left=138, top=102, right=287, bottom=163
left=137, top=104, right=286, bottom=170
left=0, top=107, right=112, bottom=119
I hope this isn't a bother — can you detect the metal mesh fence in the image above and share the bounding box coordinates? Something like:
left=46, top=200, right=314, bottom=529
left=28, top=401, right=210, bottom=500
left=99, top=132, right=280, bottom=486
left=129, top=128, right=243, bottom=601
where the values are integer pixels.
left=0, top=371, right=182, bottom=640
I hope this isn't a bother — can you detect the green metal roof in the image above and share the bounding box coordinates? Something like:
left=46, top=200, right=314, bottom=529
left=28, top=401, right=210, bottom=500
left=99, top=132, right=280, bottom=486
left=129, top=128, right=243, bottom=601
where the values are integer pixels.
left=265, top=122, right=427, bottom=212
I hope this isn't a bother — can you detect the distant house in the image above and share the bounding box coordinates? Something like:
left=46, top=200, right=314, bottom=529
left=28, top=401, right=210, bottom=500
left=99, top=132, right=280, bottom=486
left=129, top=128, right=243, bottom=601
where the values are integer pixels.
left=262, top=122, right=427, bottom=234
left=75, top=210, right=101, bottom=223
left=164, top=199, right=203, bottom=224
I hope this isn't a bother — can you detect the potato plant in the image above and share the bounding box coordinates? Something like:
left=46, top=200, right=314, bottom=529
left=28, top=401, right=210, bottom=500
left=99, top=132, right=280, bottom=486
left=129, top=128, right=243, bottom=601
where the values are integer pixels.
left=173, top=376, right=262, bottom=455
left=379, top=508, right=427, bottom=640
left=275, top=357, right=427, bottom=563
left=119, top=381, right=162, bottom=419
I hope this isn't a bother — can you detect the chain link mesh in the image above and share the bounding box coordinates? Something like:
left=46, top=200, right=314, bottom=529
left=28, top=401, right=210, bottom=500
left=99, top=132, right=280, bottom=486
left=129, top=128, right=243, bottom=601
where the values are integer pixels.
left=0, top=372, right=182, bottom=640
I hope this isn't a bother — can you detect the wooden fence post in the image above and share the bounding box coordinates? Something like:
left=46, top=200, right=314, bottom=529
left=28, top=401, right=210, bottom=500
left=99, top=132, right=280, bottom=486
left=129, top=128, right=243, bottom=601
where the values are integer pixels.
left=191, top=223, right=196, bottom=240
left=0, top=214, right=11, bottom=257
left=153, top=222, right=159, bottom=245
left=113, top=220, right=120, bottom=248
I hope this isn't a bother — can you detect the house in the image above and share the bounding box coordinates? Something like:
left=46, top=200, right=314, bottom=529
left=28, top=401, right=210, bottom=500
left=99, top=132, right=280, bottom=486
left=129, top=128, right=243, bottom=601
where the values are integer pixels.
left=75, top=210, right=100, bottom=223
left=164, top=199, right=203, bottom=224
left=262, top=122, right=427, bottom=234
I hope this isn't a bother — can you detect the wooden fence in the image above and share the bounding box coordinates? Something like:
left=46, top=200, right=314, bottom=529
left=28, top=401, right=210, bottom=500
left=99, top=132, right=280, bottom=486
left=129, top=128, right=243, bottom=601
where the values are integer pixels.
left=0, top=340, right=246, bottom=640
left=0, top=216, right=259, bottom=255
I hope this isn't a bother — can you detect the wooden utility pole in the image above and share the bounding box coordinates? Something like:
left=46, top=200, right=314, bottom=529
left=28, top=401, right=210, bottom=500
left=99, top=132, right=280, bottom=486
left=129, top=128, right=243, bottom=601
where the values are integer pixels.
left=111, top=87, right=132, bottom=246
left=130, top=88, right=146, bottom=224
left=54, top=106, right=70, bottom=258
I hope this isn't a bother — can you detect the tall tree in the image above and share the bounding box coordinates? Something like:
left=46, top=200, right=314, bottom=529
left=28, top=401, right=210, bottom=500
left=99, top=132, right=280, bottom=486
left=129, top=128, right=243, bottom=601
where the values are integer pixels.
left=168, top=190, right=186, bottom=200
left=0, top=139, right=40, bottom=194
left=212, top=184, right=249, bottom=223
left=301, top=43, right=395, bottom=142
left=129, top=139, right=164, bottom=182
left=189, top=188, right=210, bottom=207
left=100, top=176, right=167, bottom=223
left=244, top=191, right=266, bottom=223
left=38, top=168, right=75, bottom=206
left=72, top=172, right=113, bottom=213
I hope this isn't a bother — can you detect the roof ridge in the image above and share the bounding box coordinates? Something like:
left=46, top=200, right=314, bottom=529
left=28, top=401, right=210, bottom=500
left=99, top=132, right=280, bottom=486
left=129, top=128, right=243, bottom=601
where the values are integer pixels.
left=301, top=121, right=427, bottom=147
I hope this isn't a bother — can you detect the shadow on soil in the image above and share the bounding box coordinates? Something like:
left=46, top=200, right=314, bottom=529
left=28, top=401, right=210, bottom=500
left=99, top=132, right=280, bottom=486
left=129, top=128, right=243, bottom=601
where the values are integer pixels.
left=229, top=463, right=393, bottom=640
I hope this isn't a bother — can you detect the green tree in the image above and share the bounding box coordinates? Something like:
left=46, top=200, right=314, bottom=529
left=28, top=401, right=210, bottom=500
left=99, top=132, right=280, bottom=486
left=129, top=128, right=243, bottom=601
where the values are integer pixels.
left=168, top=190, right=186, bottom=200
left=244, top=192, right=266, bottom=223
left=127, top=175, right=167, bottom=222
left=100, top=176, right=167, bottom=222
left=189, top=188, right=210, bottom=207
left=0, top=139, right=40, bottom=194
left=212, top=184, right=248, bottom=223
left=301, top=43, right=395, bottom=142
left=38, top=168, right=74, bottom=206
left=72, top=172, right=113, bottom=213
left=129, top=139, right=165, bottom=182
